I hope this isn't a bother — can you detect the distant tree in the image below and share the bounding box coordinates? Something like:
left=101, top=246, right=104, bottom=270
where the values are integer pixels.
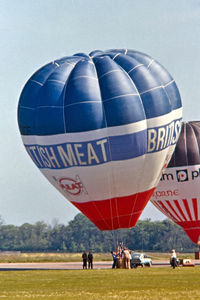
left=0, top=225, right=18, bottom=250
left=0, top=213, right=196, bottom=252
left=0, top=216, right=5, bottom=226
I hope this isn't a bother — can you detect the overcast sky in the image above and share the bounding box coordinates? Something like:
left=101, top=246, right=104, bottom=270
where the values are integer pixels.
left=1, top=0, right=200, bottom=226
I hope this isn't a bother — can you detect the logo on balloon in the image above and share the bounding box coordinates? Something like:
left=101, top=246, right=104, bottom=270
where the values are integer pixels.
left=153, top=189, right=179, bottom=199
left=52, top=175, right=87, bottom=196
left=176, top=169, right=188, bottom=182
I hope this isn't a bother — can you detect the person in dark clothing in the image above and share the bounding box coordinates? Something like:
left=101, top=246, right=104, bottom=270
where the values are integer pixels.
left=82, top=251, right=87, bottom=269
left=170, top=249, right=178, bottom=269
left=111, top=251, right=117, bottom=269
left=88, top=251, right=93, bottom=269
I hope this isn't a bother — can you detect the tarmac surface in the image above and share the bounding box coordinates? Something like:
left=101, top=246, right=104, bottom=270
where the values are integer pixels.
left=0, top=260, right=199, bottom=270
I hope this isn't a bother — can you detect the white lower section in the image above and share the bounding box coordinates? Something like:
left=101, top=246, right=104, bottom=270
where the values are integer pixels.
left=40, top=147, right=174, bottom=204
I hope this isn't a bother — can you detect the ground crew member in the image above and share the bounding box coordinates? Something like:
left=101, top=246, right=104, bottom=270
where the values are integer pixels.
left=88, top=251, right=93, bottom=269
left=82, top=251, right=87, bottom=269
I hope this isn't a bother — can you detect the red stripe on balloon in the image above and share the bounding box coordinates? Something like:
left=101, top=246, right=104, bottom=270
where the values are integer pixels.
left=158, top=201, right=178, bottom=222
left=71, top=188, right=155, bottom=230
left=182, top=199, right=193, bottom=221
left=177, top=220, right=200, bottom=244
left=174, top=200, right=187, bottom=221
left=152, top=200, right=170, bottom=219
left=192, top=198, right=198, bottom=220
left=165, top=200, right=182, bottom=222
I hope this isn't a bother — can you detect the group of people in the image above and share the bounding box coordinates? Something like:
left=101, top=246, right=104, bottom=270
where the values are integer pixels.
left=111, top=245, right=179, bottom=269
left=82, top=247, right=178, bottom=270
left=82, top=251, right=93, bottom=269
left=111, top=244, right=131, bottom=269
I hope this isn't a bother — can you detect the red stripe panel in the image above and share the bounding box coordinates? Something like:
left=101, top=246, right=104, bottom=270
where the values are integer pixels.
left=177, top=220, right=200, bottom=244
left=71, top=188, right=155, bottom=230
left=158, top=201, right=178, bottom=222
left=165, top=200, right=182, bottom=222
left=192, top=198, right=198, bottom=220
left=152, top=201, right=170, bottom=219
left=182, top=199, right=193, bottom=221
left=174, top=200, right=187, bottom=221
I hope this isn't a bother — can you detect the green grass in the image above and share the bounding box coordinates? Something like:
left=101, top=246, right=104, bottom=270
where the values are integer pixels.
left=0, top=252, right=112, bottom=263
left=0, top=252, right=195, bottom=263
left=0, top=268, right=200, bottom=299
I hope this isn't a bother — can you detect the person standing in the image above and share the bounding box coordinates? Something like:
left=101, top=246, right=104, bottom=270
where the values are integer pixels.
left=170, top=249, right=177, bottom=269
left=111, top=251, right=117, bottom=269
left=123, top=248, right=131, bottom=269
left=88, top=251, right=93, bottom=269
left=116, top=245, right=123, bottom=268
left=82, top=251, right=87, bottom=269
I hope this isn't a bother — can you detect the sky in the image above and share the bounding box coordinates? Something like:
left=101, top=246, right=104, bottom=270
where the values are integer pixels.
left=1, top=0, right=200, bottom=226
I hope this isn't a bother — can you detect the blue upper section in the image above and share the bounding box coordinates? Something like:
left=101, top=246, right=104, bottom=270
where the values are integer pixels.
left=18, top=49, right=182, bottom=136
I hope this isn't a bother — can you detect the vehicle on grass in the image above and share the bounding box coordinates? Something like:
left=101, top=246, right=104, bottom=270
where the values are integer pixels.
left=130, top=252, right=152, bottom=268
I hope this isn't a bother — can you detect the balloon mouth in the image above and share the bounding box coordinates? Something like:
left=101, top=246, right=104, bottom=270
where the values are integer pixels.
left=177, top=221, right=200, bottom=244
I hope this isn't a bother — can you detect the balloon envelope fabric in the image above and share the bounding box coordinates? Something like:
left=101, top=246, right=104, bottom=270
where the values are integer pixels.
left=18, top=49, right=182, bottom=230
left=151, top=121, right=200, bottom=243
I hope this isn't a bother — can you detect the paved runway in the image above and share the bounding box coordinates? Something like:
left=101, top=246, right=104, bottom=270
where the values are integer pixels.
left=0, top=261, right=112, bottom=270
left=0, top=261, right=171, bottom=270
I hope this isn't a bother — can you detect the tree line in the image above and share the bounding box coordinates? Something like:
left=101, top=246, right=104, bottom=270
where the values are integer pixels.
left=0, top=214, right=197, bottom=252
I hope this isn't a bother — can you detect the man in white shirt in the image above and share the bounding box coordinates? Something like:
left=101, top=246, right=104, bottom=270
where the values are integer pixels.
left=170, top=249, right=177, bottom=269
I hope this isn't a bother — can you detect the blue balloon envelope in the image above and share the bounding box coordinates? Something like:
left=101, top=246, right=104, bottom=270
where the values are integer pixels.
left=18, top=49, right=182, bottom=230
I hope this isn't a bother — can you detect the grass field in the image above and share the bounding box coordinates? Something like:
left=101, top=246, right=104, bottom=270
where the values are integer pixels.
left=0, top=268, right=200, bottom=300
left=0, top=252, right=111, bottom=263
left=0, top=252, right=195, bottom=263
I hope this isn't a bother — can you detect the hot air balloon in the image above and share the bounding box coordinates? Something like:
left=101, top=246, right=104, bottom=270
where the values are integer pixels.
left=18, top=49, right=182, bottom=230
left=151, top=121, right=200, bottom=243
